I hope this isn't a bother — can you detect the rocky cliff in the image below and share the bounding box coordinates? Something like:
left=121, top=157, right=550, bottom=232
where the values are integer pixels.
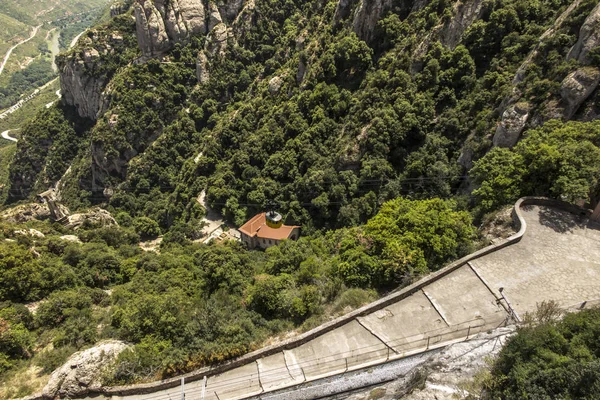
left=58, top=47, right=109, bottom=121
left=567, top=2, right=600, bottom=64
left=58, top=17, right=138, bottom=121
left=134, top=0, right=245, bottom=58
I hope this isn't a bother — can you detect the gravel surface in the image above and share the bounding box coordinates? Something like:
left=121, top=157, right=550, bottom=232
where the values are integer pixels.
left=246, top=350, right=441, bottom=400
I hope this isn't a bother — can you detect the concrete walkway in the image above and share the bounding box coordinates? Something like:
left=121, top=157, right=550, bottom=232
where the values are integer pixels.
left=90, top=203, right=600, bottom=400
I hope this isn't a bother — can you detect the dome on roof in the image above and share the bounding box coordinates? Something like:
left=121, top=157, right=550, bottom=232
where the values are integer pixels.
left=266, top=211, right=283, bottom=229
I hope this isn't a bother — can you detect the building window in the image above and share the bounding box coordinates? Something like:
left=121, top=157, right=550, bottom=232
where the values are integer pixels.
left=269, top=239, right=272, bottom=245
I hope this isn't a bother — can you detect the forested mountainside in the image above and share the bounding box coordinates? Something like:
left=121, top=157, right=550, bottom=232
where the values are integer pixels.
left=7, top=0, right=600, bottom=227
left=1, top=0, right=600, bottom=395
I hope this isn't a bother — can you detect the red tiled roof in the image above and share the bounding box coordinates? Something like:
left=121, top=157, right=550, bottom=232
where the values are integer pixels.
left=239, top=213, right=300, bottom=241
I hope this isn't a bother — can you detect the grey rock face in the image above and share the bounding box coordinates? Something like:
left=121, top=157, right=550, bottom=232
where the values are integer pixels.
left=65, top=208, right=118, bottom=230
left=42, top=341, right=130, bottom=398
left=58, top=49, right=107, bottom=121
left=352, top=0, right=392, bottom=43
left=196, top=51, right=210, bottom=84
left=493, top=102, right=531, bottom=148
left=561, top=67, right=600, bottom=119
left=206, top=23, right=230, bottom=57
left=217, top=0, right=245, bottom=23
left=134, top=0, right=207, bottom=58
left=333, top=0, right=360, bottom=24
left=567, top=2, right=600, bottom=64
left=439, top=0, right=486, bottom=49
left=268, top=76, right=284, bottom=94
left=208, top=2, right=223, bottom=31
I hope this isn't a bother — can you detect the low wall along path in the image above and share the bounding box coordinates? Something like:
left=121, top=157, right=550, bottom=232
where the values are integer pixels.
left=48, top=198, right=600, bottom=400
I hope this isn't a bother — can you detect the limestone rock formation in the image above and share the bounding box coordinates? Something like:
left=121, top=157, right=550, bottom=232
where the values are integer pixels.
left=58, top=47, right=107, bottom=120
left=216, top=0, right=245, bottom=22
left=42, top=341, right=130, bottom=399
left=14, top=228, right=45, bottom=238
left=439, top=0, right=486, bottom=49
left=0, top=203, right=70, bottom=224
left=110, top=2, right=127, bottom=17
left=567, top=2, right=600, bottom=64
left=352, top=0, right=392, bottom=43
left=268, top=76, right=284, bottom=94
left=493, top=102, right=532, bottom=148
left=196, top=51, right=210, bottom=84
left=205, top=23, right=230, bottom=57
left=333, top=0, right=360, bottom=24
left=134, top=0, right=209, bottom=58
left=208, top=2, right=223, bottom=31
left=133, top=0, right=171, bottom=57
left=561, top=67, right=600, bottom=119
left=65, top=208, right=118, bottom=230
left=134, top=0, right=247, bottom=59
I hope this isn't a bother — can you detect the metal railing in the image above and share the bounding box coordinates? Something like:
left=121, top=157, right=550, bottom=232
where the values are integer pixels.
left=145, top=314, right=509, bottom=400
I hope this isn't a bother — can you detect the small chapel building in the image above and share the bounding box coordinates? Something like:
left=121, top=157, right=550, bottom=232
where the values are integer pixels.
left=239, top=211, right=300, bottom=250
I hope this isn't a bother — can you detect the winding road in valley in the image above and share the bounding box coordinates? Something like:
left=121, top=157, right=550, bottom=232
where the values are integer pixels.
left=1, top=129, right=18, bottom=143
left=0, top=25, right=42, bottom=77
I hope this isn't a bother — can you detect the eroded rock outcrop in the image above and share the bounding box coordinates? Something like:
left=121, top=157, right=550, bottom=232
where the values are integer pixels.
left=352, top=0, right=393, bottom=43
left=567, top=2, right=600, bottom=64
left=58, top=25, right=134, bottom=121
left=493, top=102, right=531, bottom=148
left=65, top=208, right=118, bottom=230
left=561, top=67, right=600, bottom=119
left=196, top=51, right=210, bottom=84
left=439, top=0, right=486, bottom=49
left=58, top=47, right=107, bottom=120
left=42, top=341, right=130, bottom=399
left=134, top=0, right=209, bottom=57
left=0, top=203, right=70, bottom=224
left=134, top=0, right=246, bottom=58
left=333, top=0, right=361, bottom=24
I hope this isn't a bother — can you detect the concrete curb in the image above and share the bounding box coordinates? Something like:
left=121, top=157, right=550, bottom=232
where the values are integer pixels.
left=30, top=197, right=593, bottom=399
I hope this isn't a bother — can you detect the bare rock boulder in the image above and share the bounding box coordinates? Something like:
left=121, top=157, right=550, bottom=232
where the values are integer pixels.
left=196, top=51, right=210, bottom=84
left=268, top=76, right=284, bottom=94
left=493, top=102, right=531, bottom=148
left=567, top=2, right=600, bottom=64
left=65, top=208, right=118, bottom=230
left=561, top=67, right=600, bottom=119
left=42, top=340, right=130, bottom=399
left=0, top=203, right=69, bottom=223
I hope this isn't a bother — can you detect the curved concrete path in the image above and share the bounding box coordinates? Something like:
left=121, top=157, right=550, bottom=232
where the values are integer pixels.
left=70, top=201, right=600, bottom=400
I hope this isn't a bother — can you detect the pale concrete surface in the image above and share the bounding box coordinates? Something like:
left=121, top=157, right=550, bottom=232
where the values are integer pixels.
left=422, top=265, right=505, bottom=326
left=357, top=292, right=446, bottom=353
left=283, top=320, right=389, bottom=381
left=204, top=362, right=262, bottom=400
left=472, top=205, right=600, bottom=315
left=256, top=352, right=303, bottom=392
